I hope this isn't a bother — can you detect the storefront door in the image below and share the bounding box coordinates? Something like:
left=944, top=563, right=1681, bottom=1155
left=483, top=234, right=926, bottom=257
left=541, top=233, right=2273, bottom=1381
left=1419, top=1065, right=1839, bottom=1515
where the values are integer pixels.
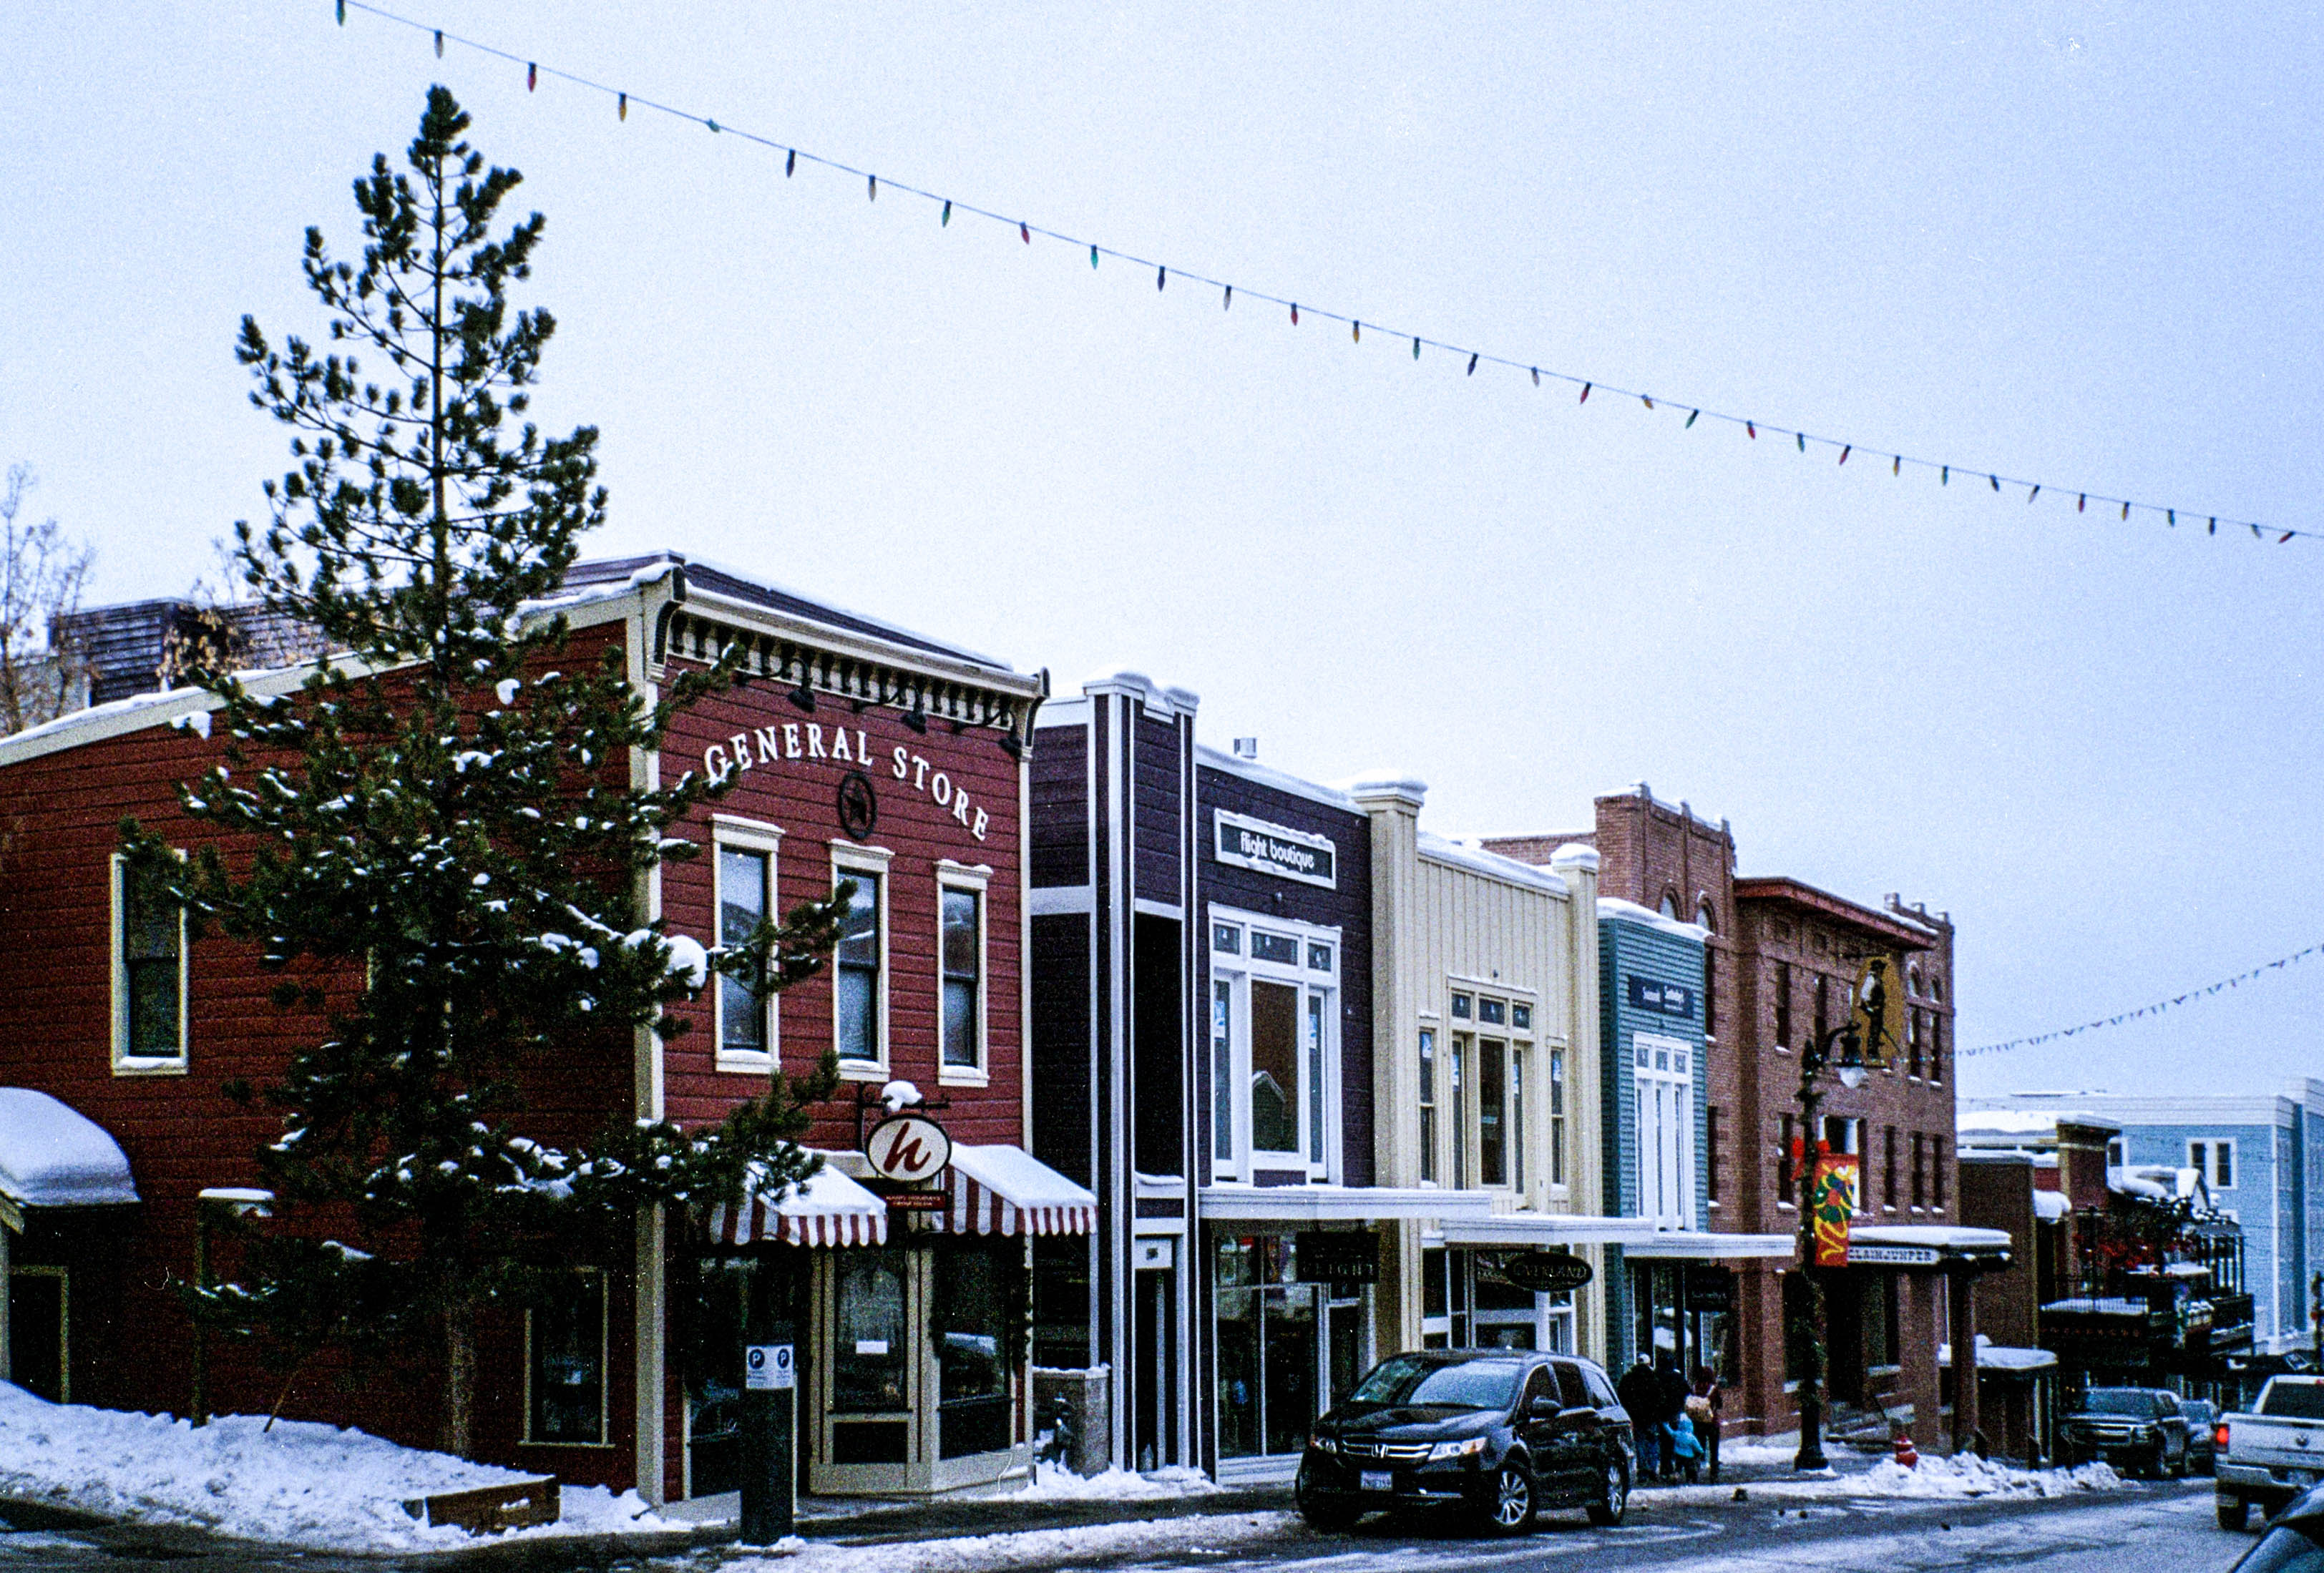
left=1215, top=1233, right=1370, bottom=1469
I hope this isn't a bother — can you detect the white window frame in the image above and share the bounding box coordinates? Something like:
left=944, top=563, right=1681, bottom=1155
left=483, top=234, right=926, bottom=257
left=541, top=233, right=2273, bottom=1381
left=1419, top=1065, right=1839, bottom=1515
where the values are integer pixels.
left=935, top=859, right=992, bottom=1087
left=110, top=851, right=188, bottom=1076
left=711, top=817, right=785, bottom=1074
left=2190, top=1138, right=2236, bottom=1190
left=1207, top=905, right=1340, bottom=1183
left=830, top=840, right=894, bottom=1080
left=1632, top=1030, right=1696, bottom=1230
left=521, top=1266, right=611, bottom=1447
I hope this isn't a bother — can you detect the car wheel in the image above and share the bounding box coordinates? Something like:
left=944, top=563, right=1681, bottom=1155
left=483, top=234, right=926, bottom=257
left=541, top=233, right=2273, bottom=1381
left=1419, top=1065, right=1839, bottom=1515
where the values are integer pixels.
left=1481, top=1461, right=1536, bottom=1535
left=2217, top=1496, right=2249, bottom=1532
left=1586, top=1457, right=1631, bottom=1527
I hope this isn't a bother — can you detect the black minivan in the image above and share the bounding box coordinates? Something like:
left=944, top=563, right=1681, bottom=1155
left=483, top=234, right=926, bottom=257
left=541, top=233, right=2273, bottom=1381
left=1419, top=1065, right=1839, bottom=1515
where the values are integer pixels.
left=1295, top=1350, right=1635, bottom=1534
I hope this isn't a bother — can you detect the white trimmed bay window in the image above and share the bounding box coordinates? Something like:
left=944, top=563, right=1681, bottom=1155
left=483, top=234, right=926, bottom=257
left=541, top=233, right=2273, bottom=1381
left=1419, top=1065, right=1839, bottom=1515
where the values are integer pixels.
left=1209, top=908, right=1340, bottom=1182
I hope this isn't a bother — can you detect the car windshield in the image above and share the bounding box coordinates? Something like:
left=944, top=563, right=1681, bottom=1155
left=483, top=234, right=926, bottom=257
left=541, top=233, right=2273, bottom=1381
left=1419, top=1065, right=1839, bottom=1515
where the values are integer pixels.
left=2265, top=1384, right=2324, bottom=1421
left=2235, top=1520, right=2324, bottom=1573
left=1349, top=1356, right=1526, bottom=1411
left=2081, top=1389, right=2157, bottom=1418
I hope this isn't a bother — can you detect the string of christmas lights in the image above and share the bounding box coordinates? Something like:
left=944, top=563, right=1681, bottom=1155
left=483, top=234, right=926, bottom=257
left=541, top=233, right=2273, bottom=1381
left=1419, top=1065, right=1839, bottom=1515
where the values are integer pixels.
left=1964, top=941, right=2324, bottom=1057
left=328, top=0, right=2319, bottom=549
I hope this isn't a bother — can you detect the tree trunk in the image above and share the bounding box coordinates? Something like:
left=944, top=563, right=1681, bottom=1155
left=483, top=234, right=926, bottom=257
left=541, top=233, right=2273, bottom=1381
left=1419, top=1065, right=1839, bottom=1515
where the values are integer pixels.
left=442, top=1306, right=477, bottom=1459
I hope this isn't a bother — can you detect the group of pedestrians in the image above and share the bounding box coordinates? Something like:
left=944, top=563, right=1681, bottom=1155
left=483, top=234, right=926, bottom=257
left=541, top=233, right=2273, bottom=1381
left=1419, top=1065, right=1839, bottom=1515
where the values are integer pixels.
left=1616, top=1354, right=1722, bottom=1485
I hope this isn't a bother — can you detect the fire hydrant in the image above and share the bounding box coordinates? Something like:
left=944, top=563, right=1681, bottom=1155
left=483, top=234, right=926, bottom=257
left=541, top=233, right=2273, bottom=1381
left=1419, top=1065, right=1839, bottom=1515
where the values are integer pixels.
left=1893, top=1434, right=1920, bottom=1469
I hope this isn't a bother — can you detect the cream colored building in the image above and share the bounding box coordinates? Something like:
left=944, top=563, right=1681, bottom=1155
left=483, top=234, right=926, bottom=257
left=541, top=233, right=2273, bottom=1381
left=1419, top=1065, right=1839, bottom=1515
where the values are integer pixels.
left=1349, top=778, right=1630, bottom=1368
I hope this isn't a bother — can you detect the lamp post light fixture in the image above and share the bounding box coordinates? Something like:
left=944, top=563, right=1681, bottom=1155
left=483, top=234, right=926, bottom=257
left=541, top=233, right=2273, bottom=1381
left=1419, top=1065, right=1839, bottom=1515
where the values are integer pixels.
left=1790, top=1019, right=1867, bottom=1473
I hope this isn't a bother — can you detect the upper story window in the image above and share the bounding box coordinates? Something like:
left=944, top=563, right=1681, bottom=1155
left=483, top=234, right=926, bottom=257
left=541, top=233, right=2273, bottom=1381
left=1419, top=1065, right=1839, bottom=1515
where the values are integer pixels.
left=1417, top=1028, right=1438, bottom=1185
left=1774, top=961, right=1793, bottom=1049
left=831, top=848, right=890, bottom=1072
left=1450, top=993, right=1473, bottom=1020
left=1209, top=908, right=1339, bottom=1182
left=1696, top=901, right=1714, bottom=933
left=1659, top=893, right=1679, bottom=919
left=1511, top=1003, right=1531, bottom=1031
left=1633, top=1030, right=1695, bottom=1228
left=714, top=824, right=783, bottom=1069
left=113, top=853, right=187, bottom=1073
left=1478, top=997, right=1506, bottom=1026
left=1548, top=1047, right=1567, bottom=1186
left=2189, top=1139, right=2235, bottom=1190
left=939, top=872, right=987, bottom=1077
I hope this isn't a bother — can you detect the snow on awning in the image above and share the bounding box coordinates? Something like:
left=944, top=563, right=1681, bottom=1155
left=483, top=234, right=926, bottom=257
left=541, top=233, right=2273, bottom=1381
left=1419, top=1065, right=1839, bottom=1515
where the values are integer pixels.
left=0, top=1088, right=140, bottom=1218
left=1205, top=1183, right=1495, bottom=1226
left=1437, top=1212, right=1661, bottom=1249
left=937, top=1145, right=1095, bottom=1236
left=705, top=1157, right=887, bottom=1249
left=1622, top=1230, right=1797, bottom=1260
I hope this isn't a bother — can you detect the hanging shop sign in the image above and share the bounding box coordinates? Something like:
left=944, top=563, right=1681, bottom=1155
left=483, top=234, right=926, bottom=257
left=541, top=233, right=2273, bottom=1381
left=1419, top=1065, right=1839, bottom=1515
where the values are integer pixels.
left=1625, top=976, right=1697, bottom=1019
left=1493, top=1251, right=1596, bottom=1294
left=1812, top=1153, right=1860, bottom=1268
left=864, top=1112, right=952, bottom=1183
left=1683, top=1265, right=1736, bottom=1311
left=1214, top=810, right=1336, bottom=888
left=1293, top=1230, right=1380, bottom=1284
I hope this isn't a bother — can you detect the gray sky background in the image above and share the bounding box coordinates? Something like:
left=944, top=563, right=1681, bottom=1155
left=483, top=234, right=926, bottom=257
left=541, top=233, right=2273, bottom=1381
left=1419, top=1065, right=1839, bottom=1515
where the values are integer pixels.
left=6, top=3, right=2320, bottom=1099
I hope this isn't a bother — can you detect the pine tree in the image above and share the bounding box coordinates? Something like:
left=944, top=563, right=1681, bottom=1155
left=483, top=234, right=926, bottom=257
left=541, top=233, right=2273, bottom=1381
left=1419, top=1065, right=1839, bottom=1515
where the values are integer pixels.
left=123, top=86, right=846, bottom=1456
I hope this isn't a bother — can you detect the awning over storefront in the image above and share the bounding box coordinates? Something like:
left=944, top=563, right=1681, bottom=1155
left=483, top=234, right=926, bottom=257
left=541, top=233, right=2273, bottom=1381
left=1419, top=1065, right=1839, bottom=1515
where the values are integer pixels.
left=1202, top=1183, right=1496, bottom=1225
left=706, top=1158, right=889, bottom=1248
left=0, top=1088, right=140, bottom=1227
left=1621, top=1230, right=1796, bottom=1260
left=1435, top=1211, right=1659, bottom=1248
left=1849, top=1224, right=2013, bottom=1268
left=938, top=1144, right=1096, bottom=1236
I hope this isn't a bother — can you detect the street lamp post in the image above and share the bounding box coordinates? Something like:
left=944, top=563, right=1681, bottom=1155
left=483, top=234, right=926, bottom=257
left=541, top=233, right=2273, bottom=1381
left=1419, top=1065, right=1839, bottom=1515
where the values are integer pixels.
left=1791, top=1021, right=1867, bottom=1473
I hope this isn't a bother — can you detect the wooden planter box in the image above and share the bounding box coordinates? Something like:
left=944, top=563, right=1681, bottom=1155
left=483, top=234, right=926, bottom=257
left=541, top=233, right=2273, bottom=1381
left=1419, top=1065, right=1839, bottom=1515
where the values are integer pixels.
left=402, top=1478, right=561, bottom=1534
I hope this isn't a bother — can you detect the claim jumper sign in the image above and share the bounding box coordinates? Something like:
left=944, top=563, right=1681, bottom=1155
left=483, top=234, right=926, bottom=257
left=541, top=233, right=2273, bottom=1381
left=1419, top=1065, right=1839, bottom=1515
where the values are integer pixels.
left=1214, top=810, right=1337, bottom=889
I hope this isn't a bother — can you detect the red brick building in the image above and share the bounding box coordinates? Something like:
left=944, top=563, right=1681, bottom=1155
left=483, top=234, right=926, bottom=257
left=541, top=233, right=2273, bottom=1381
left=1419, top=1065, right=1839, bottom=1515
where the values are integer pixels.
left=1488, top=785, right=1998, bottom=1449
left=0, top=554, right=1091, bottom=1504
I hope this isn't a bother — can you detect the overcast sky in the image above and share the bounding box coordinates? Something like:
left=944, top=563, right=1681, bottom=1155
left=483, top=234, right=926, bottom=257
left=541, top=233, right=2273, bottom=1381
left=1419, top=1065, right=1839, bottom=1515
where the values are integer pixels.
left=6, top=4, right=2321, bottom=1099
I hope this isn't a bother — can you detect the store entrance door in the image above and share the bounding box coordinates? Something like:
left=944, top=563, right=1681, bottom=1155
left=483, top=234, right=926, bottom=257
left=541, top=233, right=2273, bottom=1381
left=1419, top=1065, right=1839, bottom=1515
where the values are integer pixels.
left=1135, top=1266, right=1170, bottom=1471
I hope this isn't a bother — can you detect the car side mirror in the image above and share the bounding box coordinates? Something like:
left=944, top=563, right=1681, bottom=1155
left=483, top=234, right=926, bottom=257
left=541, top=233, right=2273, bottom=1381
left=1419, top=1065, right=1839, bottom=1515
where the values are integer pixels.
left=1529, top=1397, right=1561, bottom=1420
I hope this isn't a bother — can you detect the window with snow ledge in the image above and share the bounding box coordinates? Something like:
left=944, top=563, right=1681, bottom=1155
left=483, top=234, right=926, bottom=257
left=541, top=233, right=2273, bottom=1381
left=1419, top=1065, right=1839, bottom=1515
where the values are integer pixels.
left=831, top=841, right=894, bottom=1078
left=937, top=860, right=991, bottom=1087
left=713, top=817, right=784, bottom=1073
left=111, top=853, right=187, bottom=1075
left=524, top=1268, right=608, bottom=1446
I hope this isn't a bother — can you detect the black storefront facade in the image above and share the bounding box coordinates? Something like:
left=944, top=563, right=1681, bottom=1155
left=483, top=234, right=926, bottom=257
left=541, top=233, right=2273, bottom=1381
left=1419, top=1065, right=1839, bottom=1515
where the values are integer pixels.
left=1028, top=675, right=1457, bottom=1481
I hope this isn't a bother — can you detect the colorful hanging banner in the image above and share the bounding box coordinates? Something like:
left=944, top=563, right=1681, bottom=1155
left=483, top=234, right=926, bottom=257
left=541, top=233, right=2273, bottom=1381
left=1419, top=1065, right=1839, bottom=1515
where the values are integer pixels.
left=1812, top=1152, right=1859, bottom=1268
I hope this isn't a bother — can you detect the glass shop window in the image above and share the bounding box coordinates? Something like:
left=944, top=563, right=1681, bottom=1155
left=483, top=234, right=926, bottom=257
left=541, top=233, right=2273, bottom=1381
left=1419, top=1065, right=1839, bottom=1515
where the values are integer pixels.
left=935, top=1243, right=1015, bottom=1459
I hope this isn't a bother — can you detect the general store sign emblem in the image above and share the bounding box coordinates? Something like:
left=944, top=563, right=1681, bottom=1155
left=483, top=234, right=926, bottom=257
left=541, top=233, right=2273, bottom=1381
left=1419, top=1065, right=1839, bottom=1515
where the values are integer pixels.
left=864, top=1112, right=952, bottom=1183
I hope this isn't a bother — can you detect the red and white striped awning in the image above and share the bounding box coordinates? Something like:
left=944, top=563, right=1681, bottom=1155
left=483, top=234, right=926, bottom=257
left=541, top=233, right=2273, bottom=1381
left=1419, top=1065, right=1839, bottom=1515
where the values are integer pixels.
left=705, top=1159, right=888, bottom=1249
left=936, top=1145, right=1096, bottom=1237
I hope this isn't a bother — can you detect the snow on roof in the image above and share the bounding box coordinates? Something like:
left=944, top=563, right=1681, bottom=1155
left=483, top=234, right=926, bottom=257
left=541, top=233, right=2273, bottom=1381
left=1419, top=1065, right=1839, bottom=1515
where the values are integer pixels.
left=2034, top=1190, right=2071, bottom=1221
left=0, top=1089, right=139, bottom=1208
left=1940, top=1338, right=2057, bottom=1373
left=1417, top=833, right=1570, bottom=896
left=1196, top=745, right=1362, bottom=813
left=1598, top=896, right=1708, bottom=941
left=1959, top=1109, right=2069, bottom=1136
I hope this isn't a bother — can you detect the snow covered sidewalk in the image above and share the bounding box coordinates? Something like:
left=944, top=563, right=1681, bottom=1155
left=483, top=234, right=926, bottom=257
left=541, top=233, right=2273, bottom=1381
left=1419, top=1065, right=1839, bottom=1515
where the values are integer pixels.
left=733, top=1511, right=1294, bottom=1573
left=0, top=1381, right=680, bottom=1552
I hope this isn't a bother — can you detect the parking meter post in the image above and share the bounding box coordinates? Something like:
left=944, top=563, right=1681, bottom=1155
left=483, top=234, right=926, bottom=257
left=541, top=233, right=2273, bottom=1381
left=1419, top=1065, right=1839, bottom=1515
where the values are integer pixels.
left=738, top=1255, right=796, bottom=1545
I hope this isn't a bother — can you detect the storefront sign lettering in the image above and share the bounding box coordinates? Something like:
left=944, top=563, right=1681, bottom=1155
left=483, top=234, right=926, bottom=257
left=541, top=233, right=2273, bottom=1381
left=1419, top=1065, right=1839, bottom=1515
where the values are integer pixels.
left=1491, top=1251, right=1596, bottom=1294
left=1293, top=1230, right=1380, bottom=1284
left=1626, top=976, right=1697, bottom=1018
left=702, top=725, right=990, bottom=841
left=865, top=1112, right=952, bottom=1182
left=1843, top=1245, right=1940, bottom=1266
left=1214, top=810, right=1336, bottom=888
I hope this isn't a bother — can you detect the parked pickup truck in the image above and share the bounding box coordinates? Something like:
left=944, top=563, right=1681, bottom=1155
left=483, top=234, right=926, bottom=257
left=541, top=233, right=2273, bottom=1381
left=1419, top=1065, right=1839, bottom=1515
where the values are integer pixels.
left=2217, top=1375, right=2324, bottom=1529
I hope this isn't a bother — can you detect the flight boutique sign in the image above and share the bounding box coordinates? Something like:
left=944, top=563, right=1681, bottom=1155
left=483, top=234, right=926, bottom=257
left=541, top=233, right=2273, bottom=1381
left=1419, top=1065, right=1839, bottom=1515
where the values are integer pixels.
left=703, top=720, right=993, bottom=841
left=1214, top=810, right=1336, bottom=888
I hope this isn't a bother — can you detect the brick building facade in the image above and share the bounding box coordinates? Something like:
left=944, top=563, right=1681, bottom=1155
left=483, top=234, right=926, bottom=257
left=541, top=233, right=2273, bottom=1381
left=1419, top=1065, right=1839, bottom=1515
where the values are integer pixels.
left=1487, top=786, right=1992, bottom=1448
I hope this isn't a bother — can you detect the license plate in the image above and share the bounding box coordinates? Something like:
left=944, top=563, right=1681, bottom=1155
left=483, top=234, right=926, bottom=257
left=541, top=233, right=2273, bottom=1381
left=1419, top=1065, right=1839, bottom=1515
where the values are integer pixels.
left=1361, top=1470, right=1393, bottom=1492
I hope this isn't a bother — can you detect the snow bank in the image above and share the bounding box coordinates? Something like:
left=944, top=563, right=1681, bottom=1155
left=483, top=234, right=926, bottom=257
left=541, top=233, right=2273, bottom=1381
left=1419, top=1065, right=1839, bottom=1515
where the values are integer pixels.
left=1012, top=1461, right=1223, bottom=1501
left=1849, top=1454, right=2124, bottom=1500
left=733, top=1511, right=1291, bottom=1573
left=0, top=1383, right=676, bottom=1551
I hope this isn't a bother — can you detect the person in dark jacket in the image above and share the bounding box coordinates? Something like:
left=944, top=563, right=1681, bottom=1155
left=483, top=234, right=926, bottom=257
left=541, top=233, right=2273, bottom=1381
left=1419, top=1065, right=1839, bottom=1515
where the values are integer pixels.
left=1689, top=1364, right=1724, bottom=1484
left=1616, top=1356, right=1662, bottom=1480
